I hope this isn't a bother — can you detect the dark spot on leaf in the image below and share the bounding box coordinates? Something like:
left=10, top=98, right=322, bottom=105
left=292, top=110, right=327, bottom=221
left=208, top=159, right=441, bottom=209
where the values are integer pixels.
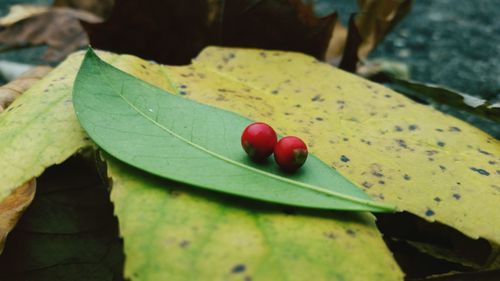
left=470, top=167, right=490, bottom=176
left=452, top=193, right=461, bottom=200
left=435, top=128, right=444, bottom=132
left=324, top=232, right=336, bottom=239
left=449, top=126, right=461, bottom=132
left=140, top=64, right=146, bottom=69
left=179, top=84, right=187, bottom=89
left=378, top=180, right=385, bottom=185
left=396, top=139, right=408, bottom=149
left=259, top=52, right=267, bottom=58
left=425, top=208, right=435, bottom=217
left=384, top=94, right=392, bottom=98
left=428, top=157, right=435, bottom=162
left=434, top=197, right=441, bottom=202
left=408, top=124, right=418, bottom=131
left=488, top=160, right=497, bottom=165
left=340, top=155, right=350, bottom=162
left=403, top=174, right=411, bottom=180
left=362, top=181, right=373, bottom=189
left=343, top=137, right=349, bottom=142
left=394, top=126, right=403, bottom=132
left=457, top=182, right=461, bottom=185
left=294, top=104, right=301, bottom=108
left=179, top=240, right=190, bottom=248
left=271, top=90, right=279, bottom=95
left=179, top=91, right=188, bottom=95
left=437, top=141, right=446, bottom=147
left=426, top=150, right=438, bottom=156
left=244, top=276, right=252, bottom=281
left=477, top=148, right=491, bottom=156
left=346, top=229, right=356, bottom=237
left=311, top=95, right=321, bottom=102
left=361, top=139, right=372, bottom=145
left=315, top=117, right=323, bottom=121
left=232, top=264, right=246, bottom=273
left=439, top=165, right=447, bottom=171
left=284, top=112, right=292, bottom=116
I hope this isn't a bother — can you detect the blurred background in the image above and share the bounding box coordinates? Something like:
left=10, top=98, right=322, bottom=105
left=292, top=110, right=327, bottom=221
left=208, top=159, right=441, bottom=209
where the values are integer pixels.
left=0, top=0, right=498, bottom=136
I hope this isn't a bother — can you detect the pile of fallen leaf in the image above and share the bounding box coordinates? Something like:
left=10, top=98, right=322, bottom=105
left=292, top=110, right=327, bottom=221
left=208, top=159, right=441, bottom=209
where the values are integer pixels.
left=0, top=1, right=499, bottom=281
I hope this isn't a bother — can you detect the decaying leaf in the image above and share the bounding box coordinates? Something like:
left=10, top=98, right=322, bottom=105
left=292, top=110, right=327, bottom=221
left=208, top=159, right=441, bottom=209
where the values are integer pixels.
left=0, top=8, right=101, bottom=62
left=326, top=0, right=412, bottom=65
left=0, top=65, right=52, bottom=112
left=53, top=0, right=115, bottom=18
left=0, top=47, right=498, bottom=278
left=382, top=76, right=500, bottom=123
left=0, top=54, right=89, bottom=205
left=175, top=47, right=499, bottom=248
left=106, top=155, right=402, bottom=281
left=83, top=0, right=337, bottom=64
left=0, top=50, right=403, bottom=280
left=0, top=156, right=124, bottom=280
left=0, top=4, right=49, bottom=27
left=0, top=179, right=35, bottom=255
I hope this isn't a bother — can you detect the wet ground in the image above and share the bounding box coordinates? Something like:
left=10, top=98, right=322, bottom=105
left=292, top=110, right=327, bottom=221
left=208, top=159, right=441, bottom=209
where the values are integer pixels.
left=333, top=0, right=499, bottom=102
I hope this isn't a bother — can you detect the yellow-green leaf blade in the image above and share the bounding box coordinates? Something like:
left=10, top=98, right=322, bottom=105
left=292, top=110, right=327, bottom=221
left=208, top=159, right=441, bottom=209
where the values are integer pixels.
left=167, top=46, right=500, bottom=243
left=0, top=54, right=88, bottom=204
left=107, top=155, right=403, bottom=281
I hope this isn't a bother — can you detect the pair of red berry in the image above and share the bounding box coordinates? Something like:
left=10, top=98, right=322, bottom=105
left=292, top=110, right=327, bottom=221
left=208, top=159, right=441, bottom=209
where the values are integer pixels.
left=241, top=122, right=308, bottom=172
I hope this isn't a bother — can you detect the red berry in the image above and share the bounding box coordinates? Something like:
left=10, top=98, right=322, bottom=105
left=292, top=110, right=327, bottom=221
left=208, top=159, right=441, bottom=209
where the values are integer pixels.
left=274, top=136, right=308, bottom=172
left=241, top=122, right=277, bottom=161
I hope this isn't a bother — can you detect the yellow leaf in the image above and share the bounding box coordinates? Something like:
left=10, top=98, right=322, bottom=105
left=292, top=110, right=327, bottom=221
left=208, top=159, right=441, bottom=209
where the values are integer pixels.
left=107, top=156, right=402, bottom=281
left=164, top=47, right=499, bottom=245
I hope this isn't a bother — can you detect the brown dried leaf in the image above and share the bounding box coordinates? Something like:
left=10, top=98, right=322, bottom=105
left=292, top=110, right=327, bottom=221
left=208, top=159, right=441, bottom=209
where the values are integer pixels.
left=0, top=4, right=49, bottom=27
left=53, top=0, right=115, bottom=18
left=355, top=0, right=412, bottom=58
left=326, top=0, right=412, bottom=65
left=0, top=66, right=52, bottom=112
left=0, top=8, right=102, bottom=62
left=0, top=179, right=36, bottom=254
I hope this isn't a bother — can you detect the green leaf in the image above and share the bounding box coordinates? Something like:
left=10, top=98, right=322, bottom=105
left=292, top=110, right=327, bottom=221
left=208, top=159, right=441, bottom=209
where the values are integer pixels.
left=73, top=48, right=393, bottom=213
left=106, top=155, right=403, bottom=281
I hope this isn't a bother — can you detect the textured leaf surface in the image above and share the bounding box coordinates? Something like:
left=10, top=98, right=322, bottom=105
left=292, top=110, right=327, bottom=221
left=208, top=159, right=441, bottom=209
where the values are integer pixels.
left=73, top=49, right=393, bottom=212
left=107, top=155, right=402, bottom=281
left=1, top=46, right=499, bottom=279
left=163, top=47, right=499, bottom=244
left=0, top=54, right=89, bottom=204
left=0, top=156, right=124, bottom=280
